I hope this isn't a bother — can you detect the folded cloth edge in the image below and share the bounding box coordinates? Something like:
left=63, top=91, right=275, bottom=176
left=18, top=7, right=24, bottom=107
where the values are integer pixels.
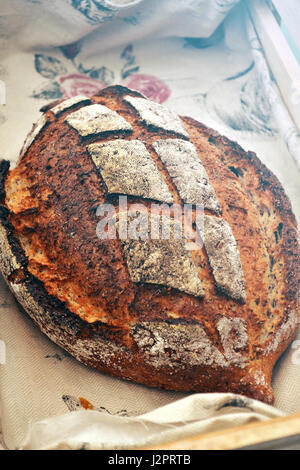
left=19, top=393, right=285, bottom=450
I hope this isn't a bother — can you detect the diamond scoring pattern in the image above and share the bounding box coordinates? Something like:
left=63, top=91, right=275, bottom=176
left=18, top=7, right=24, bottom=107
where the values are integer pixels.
left=87, top=140, right=173, bottom=203
left=64, top=97, right=245, bottom=301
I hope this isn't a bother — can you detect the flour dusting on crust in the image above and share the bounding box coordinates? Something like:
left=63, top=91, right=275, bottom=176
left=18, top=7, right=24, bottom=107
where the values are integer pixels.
left=216, top=316, right=248, bottom=366
left=119, top=213, right=204, bottom=297
left=51, top=95, right=91, bottom=116
left=263, top=310, right=298, bottom=355
left=65, top=103, right=132, bottom=136
left=199, top=215, right=246, bottom=303
left=124, top=95, right=189, bottom=138
left=87, top=140, right=173, bottom=203
left=132, top=320, right=248, bottom=369
left=152, top=139, right=221, bottom=212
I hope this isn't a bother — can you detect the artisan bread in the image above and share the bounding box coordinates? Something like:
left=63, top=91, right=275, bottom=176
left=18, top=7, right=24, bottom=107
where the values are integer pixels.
left=0, top=85, right=299, bottom=404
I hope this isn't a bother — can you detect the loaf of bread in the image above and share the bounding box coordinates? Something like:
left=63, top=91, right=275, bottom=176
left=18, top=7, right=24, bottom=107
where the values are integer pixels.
left=0, top=85, right=299, bottom=404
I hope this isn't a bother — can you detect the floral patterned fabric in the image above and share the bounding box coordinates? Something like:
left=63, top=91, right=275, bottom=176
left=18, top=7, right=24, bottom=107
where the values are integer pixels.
left=0, top=0, right=300, bottom=450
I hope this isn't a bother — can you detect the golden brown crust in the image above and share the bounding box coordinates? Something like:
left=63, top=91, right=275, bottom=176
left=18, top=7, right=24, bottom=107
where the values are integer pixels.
left=0, top=85, right=299, bottom=404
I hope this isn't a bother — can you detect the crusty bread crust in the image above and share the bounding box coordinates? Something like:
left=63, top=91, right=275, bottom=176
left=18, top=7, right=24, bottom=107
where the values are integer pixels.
left=0, top=85, right=299, bottom=404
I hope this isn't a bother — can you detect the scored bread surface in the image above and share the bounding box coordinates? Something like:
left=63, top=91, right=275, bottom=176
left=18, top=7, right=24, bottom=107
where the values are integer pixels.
left=0, top=85, right=299, bottom=404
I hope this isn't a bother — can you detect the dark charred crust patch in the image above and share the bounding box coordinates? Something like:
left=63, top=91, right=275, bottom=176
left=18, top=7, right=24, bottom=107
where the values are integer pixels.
left=132, top=122, right=190, bottom=140
left=214, top=282, right=246, bottom=305
left=0, top=160, right=10, bottom=203
left=40, top=99, right=63, bottom=113
left=8, top=268, right=26, bottom=284
left=79, top=128, right=133, bottom=142
left=94, top=84, right=146, bottom=100
left=0, top=210, right=28, bottom=269
left=228, top=166, right=244, bottom=178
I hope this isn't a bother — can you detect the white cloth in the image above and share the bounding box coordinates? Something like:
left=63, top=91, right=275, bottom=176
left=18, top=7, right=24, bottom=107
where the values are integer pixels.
left=0, top=0, right=300, bottom=450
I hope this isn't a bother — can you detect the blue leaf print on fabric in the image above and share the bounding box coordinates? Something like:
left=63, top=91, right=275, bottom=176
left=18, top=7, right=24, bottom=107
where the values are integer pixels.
left=71, top=0, right=117, bottom=23
left=35, top=54, right=67, bottom=79
left=214, top=0, right=240, bottom=12
left=202, top=63, right=278, bottom=136
left=225, top=61, right=255, bottom=81
left=120, top=44, right=139, bottom=79
left=184, top=23, right=225, bottom=49
left=121, top=66, right=139, bottom=79
left=32, top=80, right=63, bottom=100
left=77, top=63, right=114, bottom=84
